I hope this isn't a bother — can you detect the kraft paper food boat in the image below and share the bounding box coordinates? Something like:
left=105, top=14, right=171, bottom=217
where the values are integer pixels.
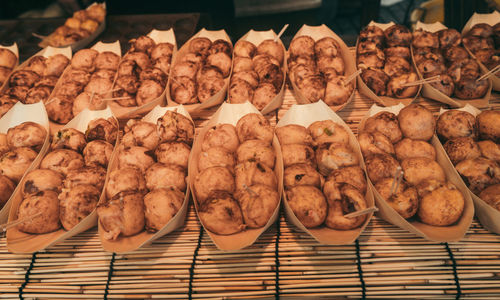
left=358, top=104, right=474, bottom=242
left=0, top=43, right=19, bottom=90
left=38, top=2, right=106, bottom=52
left=109, top=29, right=177, bottom=120
left=0, top=102, right=50, bottom=223
left=7, top=106, right=118, bottom=253
left=189, top=101, right=284, bottom=251
left=98, top=105, right=191, bottom=253
left=436, top=104, right=500, bottom=234
left=413, top=21, right=491, bottom=108
left=167, top=28, right=231, bottom=115
left=461, top=11, right=500, bottom=92
left=288, top=24, right=357, bottom=111
left=356, top=21, right=421, bottom=107
left=49, top=40, right=121, bottom=134
left=277, top=100, right=375, bottom=244
left=229, top=29, right=286, bottom=115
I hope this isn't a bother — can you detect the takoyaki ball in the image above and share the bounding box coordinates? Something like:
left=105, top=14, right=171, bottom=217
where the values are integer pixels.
left=64, top=165, right=106, bottom=191
left=232, top=71, right=259, bottom=89
left=170, top=76, right=197, bottom=104
left=364, top=111, right=402, bottom=143
left=387, top=72, right=419, bottom=98
left=129, top=35, right=155, bottom=54
left=197, top=76, right=225, bottom=103
left=94, top=51, right=120, bottom=71
left=463, top=35, right=495, bottom=53
left=412, top=29, right=439, bottom=48
left=276, top=124, right=314, bottom=146
left=0, top=66, right=10, bottom=86
left=237, top=139, right=276, bottom=169
left=356, top=51, right=385, bottom=69
left=136, top=80, right=164, bottom=106
left=40, top=149, right=84, bottom=177
left=257, top=39, right=283, bottom=65
left=448, top=59, right=480, bottom=82
left=480, top=184, right=500, bottom=211
left=122, top=120, right=159, bottom=150
left=474, top=48, right=495, bottom=65
left=233, top=57, right=254, bottom=73
left=468, top=23, right=494, bottom=38
left=398, top=104, right=436, bottom=141
left=6, top=86, right=29, bottom=102
left=289, top=54, right=316, bottom=70
left=198, top=146, right=235, bottom=172
left=118, top=146, right=155, bottom=173
left=384, top=46, right=411, bottom=60
left=413, top=47, right=444, bottom=65
left=234, top=40, right=257, bottom=58
left=477, top=110, right=500, bottom=143
left=81, top=19, right=99, bottom=32
left=289, top=35, right=315, bottom=59
left=55, top=82, right=84, bottom=101
left=316, top=143, right=359, bottom=176
left=281, top=143, right=315, bottom=168
left=229, top=79, right=254, bottom=104
left=155, top=142, right=191, bottom=169
left=98, top=191, right=145, bottom=240
left=437, top=110, right=476, bottom=141
left=0, top=134, right=8, bottom=156
left=59, top=184, right=100, bottom=230
left=315, top=37, right=340, bottom=57
left=144, top=187, right=184, bottom=232
left=140, top=67, right=167, bottom=86
left=443, top=46, right=469, bottom=63
left=308, top=120, right=349, bottom=146
left=7, top=121, right=46, bottom=151
left=375, top=177, right=418, bottom=219
left=401, top=157, right=445, bottom=186
left=297, top=74, right=325, bottom=103
left=35, top=75, right=59, bottom=88
left=365, top=153, right=401, bottom=184
left=284, top=163, right=322, bottom=189
left=83, top=140, right=113, bottom=168
left=0, top=175, right=14, bottom=207
left=25, top=56, right=47, bottom=76
left=22, top=169, right=63, bottom=197
left=429, top=74, right=455, bottom=97
left=444, top=137, right=481, bottom=165
left=437, top=28, right=461, bottom=49
left=360, top=68, right=389, bottom=96
left=0, top=48, right=16, bottom=69
left=478, top=140, right=500, bottom=162
left=153, top=56, right=172, bottom=75
left=455, top=77, right=489, bottom=99
left=236, top=184, right=280, bottom=228
left=9, top=70, right=40, bottom=87
left=418, top=59, right=446, bottom=78
left=417, top=180, right=464, bottom=226
left=117, top=59, right=140, bottom=77
left=44, top=54, right=70, bottom=77
left=194, top=166, right=234, bottom=204
left=456, top=157, right=500, bottom=194
left=113, top=89, right=136, bottom=107
left=157, top=110, right=195, bottom=145
left=385, top=24, right=412, bottom=47
left=189, top=37, right=212, bottom=58
left=235, top=160, right=277, bottom=192
left=24, top=86, right=51, bottom=104
left=236, top=113, right=274, bottom=144
left=358, top=131, right=395, bottom=157
left=317, top=55, right=345, bottom=76
left=85, top=118, right=118, bottom=145
left=145, top=163, right=186, bottom=191
left=105, top=167, right=146, bottom=199
left=287, top=185, right=327, bottom=228
left=206, top=52, right=231, bottom=77
left=359, top=25, right=385, bottom=45
left=198, top=191, right=245, bottom=235
left=289, top=63, right=316, bottom=87
left=51, top=128, right=86, bottom=152
left=151, top=42, right=174, bottom=61
left=71, top=49, right=98, bottom=72
left=252, top=83, right=277, bottom=110
left=115, top=74, right=140, bottom=93
left=123, top=51, right=152, bottom=71
left=325, top=184, right=367, bottom=230
left=254, top=59, right=281, bottom=86
left=395, top=138, right=436, bottom=161
left=17, top=190, right=60, bottom=234
left=72, top=92, right=104, bottom=116
left=357, top=40, right=380, bottom=56
left=383, top=56, right=410, bottom=77
left=202, top=123, right=239, bottom=153
left=0, top=95, right=17, bottom=118
left=196, top=65, right=223, bottom=83
left=64, top=68, right=91, bottom=86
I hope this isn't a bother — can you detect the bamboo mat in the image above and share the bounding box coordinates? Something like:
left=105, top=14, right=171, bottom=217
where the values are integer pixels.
left=1, top=86, right=500, bottom=299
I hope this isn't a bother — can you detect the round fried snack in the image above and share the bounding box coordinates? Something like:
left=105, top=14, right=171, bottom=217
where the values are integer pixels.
left=363, top=111, right=403, bottom=143
left=22, top=169, right=63, bottom=197
left=85, top=118, right=118, bottom=145
left=365, top=153, right=401, bottom=184
left=316, top=143, right=359, bottom=176
left=329, top=166, right=367, bottom=194
left=287, top=185, right=327, bottom=228
left=477, top=110, right=500, bottom=143
left=0, top=147, right=37, bottom=182
left=281, top=143, right=315, bottom=168
left=289, top=35, right=315, bottom=58
left=234, top=40, right=257, bottom=58
left=276, top=124, right=314, bottom=146
left=394, top=138, right=436, bottom=161
left=444, top=137, right=481, bottom=165
left=46, top=97, right=74, bottom=124
left=202, top=123, right=239, bottom=153
left=121, top=120, right=159, bottom=150
left=59, top=184, right=100, bottom=230
left=17, top=190, right=61, bottom=234
left=284, top=163, right=322, bottom=189
left=417, top=181, right=464, bottom=226
left=144, top=187, right=184, bottom=232
left=0, top=48, right=17, bottom=69
left=64, top=166, right=106, bottom=191
left=83, top=140, right=113, bottom=168
left=71, top=49, right=98, bottom=72
left=198, top=146, right=235, bottom=172
left=401, top=157, right=445, bottom=186
left=236, top=184, right=279, bottom=228
left=480, top=184, right=500, bottom=211
left=308, top=120, right=349, bottom=146
left=51, top=128, right=86, bottom=153
left=237, top=139, right=276, bottom=169
left=398, top=104, right=436, bottom=141
left=436, top=110, right=477, bottom=141
left=358, top=131, right=395, bottom=157
left=0, top=175, right=15, bottom=207
left=198, top=191, right=245, bottom=235
left=456, top=157, right=500, bottom=194
left=145, top=163, right=186, bottom=192
left=325, top=184, right=367, bottom=230
left=40, top=149, right=85, bottom=177
left=252, top=83, right=277, bottom=111
left=157, top=110, right=194, bottom=145
left=7, top=121, right=47, bottom=152
left=155, top=142, right=191, bottom=170
left=375, top=177, right=418, bottom=219
left=236, top=113, right=273, bottom=144
left=106, top=168, right=146, bottom=199
left=0, top=133, right=8, bottom=156
left=235, top=161, right=277, bottom=192
left=117, top=146, right=155, bottom=173
left=194, top=166, right=235, bottom=204
left=477, top=140, right=500, bottom=162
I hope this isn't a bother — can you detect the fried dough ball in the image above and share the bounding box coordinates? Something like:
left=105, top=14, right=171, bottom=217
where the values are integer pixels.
left=357, top=51, right=385, bottom=69
left=235, top=160, right=277, bottom=192
left=324, top=76, right=354, bottom=106
left=36, top=75, right=59, bottom=88
left=24, top=86, right=51, bottom=104
left=10, top=70, right=39, bottom=87
left=0, top=48, right=17, bottom=69
left=153, top=55, right=172, bottom=76
left=437, top=110, right=476, bottom=141
left=144, top=187, right=184, bottom=232
left=85, top=118, right=118, bottom=145
left=479, top=184, right=500, bottom=211
left=287, top=185, right=327, bottom=228
left=289, top=35, right=315, bottom=58
left=98, top=191, right=145, bottom=240
left=157, top=110, right=194, bottom=144
left=202, top=123, right=239, bottom=153
left=233, top=56, right=253, bottom=73
left=276, top=124, right=314, bottom=146
left=44, top=54, right=69, bottom=77
left=477, top=110, right=500, bottom=143
left=170, top=76, right=197, bottom=104
left=151, top=42, right=174, bottom=61
left=45, top=97, right=73, bottom=124
left=443, top=46, right=469, bottom=63
left=417, top=181, right=464, bottom=226
left=51, top=128, right=86, bottom=152
left=106, top=168, right=146, bottom=199
left=252, top=83, right=277, bottom=110
left=456, top=157, right=500, bottom=194
left=17, top=190, right=60, bottom=234
left=437, top=28, right=461, bottom=49
left=448, top=59, right=480, bottom=82
left=418, top=59, right=445, bottom=78
left=136, top=80, right=163, bottom=106
left=129, top=35, right=155, bottom=54
left=0, top=66, right=11, bottom=86
left=413, top=47, right=444, bottom=64
left=0, top=95, right=16, bottom=117
left=25, top=56, right=46, bottom=76
left=236, top=184, right=279, bottom=228
left=118, top=146, right=155, bottom=173
left=257, top=39, right=283, bottom=65
left=360, top=68, right=389, bottom=96
left=455, top=78, right=489, bottom=99
left=115, top=73, right=140, bottom=93
left=81, top=19, right=99, bottom=33
left=172, top=61, right=198, bottom=79
left=359, top=25, right=385, bottom=45
left=316, top=143, right=358, bottom=176
left=55, top=81, right=84, bottom=100
left=232, top=70, right=259, bottom=88
left=123, top=52, right=152, bottom=71
left=236, top=113, right=273, bottom=144
left=140, top=68, right=167, bottom=86
left=189, top=37, right=212, bottom=57
left=384, top=56, right=410, bottom=77
left=93, top=51, right=119, bottom=71
left=398, top=104, right=435, bottom=141
left=83, top=140, right=113, bottom=168
left=155, top=142, right=191, bottom=170
left=228, top=79, right=254, bottom=104
left=198, top=147, right=235, bottom=172
left=117, top=59, right=140, bottom=77
left=284, top=163, right=321, bottom=189
left=324, top=184, right=367, bottom=230
left=376, top=177, right=418, bottom=219
left=197, top=76, right=225, bottom=103
left=71, top=49, right=98, bottom=72
left=365, top=153, right=400, bottom=184
left=0, top=134, right=9, bottom=156
left=401, top=157, right=445, bottom=185
left=22, top=169, right=63, bottom=197
left=308, top=120, right=349, bottom=146
left=7, top=121, right=46, bottom=151
left=468, top=23, right=494, bottom=38
left=330, top=166, right=367, bottom=193
left=358, top=131, right=395, bottom=157
left=121, top=120, right=159, bottom=150
left=194, top=166, right=234, bottom=204
left=234, top=40, right=257, bottom=58
left=0, top=175, right=14, bottom=207
left=281, top=143, right=315, bottom=168
left=206, top=52, right=231, bottom=77
left=357, top=40, right=381, bottom=55
left=0, top=147, right=37, bottom=182
left=113, top=89, right=136, bottom=107
left=40, top=149, right=84, bottom=177
left=59, top=184, right=100, bottom=230
left=429, top=74, right=455, bottom=97
left=384, top=24, right=412, bottom=47
left=384, top=46, right=410, bottom=60
left=64, top=165, right=106, bottom=191
left=145, top=163, right=186, bottom=192
left=237, top=139, right=276, bottom=169
left=196, top=65, right=223, bottom=83
left=314, top=37, right=340, bottom=57
left=444, top=137, right=481, bottom=165
left=198, top=191, right=245, bottom=235
left=289, top=61, right=316, bottom=85
left=412, top=30, right=439, bottom=48
left=395, top=138, right=436, bottom=161
left=478, top=140, right=500, bottom=162
left=6, top=86, right=28, bottom=102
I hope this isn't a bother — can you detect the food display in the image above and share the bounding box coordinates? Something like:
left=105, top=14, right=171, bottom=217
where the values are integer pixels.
left=0, top=47, right=18, bottom=87
left=463, top=23, right=499, bottom=74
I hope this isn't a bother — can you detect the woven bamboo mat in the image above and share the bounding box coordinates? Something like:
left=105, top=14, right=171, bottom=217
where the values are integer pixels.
left=1, top=87, right=500, bottom=299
